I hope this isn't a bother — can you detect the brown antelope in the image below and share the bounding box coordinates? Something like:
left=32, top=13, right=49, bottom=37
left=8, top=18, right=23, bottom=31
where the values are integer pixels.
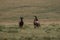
left=33, top=16, right=40, bottom=28
left=19, top=17, right=24, bottom=28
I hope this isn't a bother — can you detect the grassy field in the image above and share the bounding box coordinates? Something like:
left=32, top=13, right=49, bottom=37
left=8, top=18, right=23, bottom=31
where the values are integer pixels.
left=0, top=0, right=60, bottom=21
left=0, top=0, right=60, bottom=40
left=0, top=24, right=60, bottom=40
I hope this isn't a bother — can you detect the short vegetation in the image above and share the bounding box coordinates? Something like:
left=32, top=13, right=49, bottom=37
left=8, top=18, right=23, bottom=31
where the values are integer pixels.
left=0, top=24, right=60, bottom=40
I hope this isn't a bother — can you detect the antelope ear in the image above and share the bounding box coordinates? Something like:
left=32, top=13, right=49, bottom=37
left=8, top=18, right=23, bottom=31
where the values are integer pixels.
left=34, top=16, right=37, bottom=18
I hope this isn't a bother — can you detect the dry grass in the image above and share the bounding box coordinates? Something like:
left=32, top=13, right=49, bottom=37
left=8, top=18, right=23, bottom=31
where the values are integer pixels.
left=0, top=0, right=60, bottom=40
left=0, top=24, right=60, bottom=40
left=0, top=0, right=60, bottom=22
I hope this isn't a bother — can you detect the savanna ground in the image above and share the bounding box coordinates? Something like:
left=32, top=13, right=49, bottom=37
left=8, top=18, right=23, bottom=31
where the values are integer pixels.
left=0, top=0, right=60, bottom=40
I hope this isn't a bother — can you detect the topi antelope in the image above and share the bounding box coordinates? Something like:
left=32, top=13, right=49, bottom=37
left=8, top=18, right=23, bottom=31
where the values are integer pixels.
left=33, top=16, right=40, bottom=28
left=19, top=17, right=24, bottom=28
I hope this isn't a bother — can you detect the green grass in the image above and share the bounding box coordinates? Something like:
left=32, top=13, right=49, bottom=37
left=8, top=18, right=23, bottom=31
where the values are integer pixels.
left=0, top=24, right=60, bottom=40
